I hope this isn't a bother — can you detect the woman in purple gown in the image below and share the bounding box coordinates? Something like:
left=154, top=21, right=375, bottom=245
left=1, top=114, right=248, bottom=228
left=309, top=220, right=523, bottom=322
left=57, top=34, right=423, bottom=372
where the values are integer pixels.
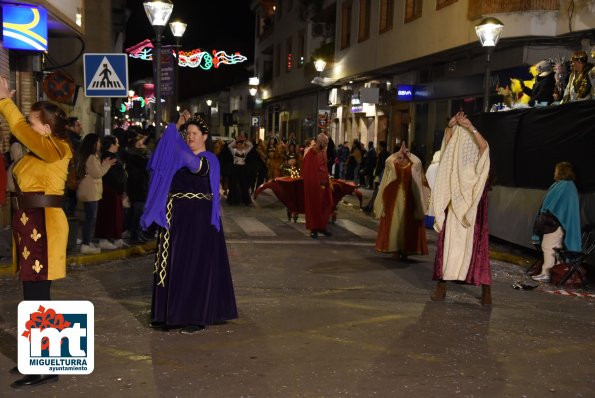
left=145, top=113, right=238, bottom=333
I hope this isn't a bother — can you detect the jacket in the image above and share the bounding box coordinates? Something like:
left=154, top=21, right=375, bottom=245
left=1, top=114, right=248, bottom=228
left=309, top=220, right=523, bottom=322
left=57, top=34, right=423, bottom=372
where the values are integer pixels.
left=77, top=154, right=111, bottom=202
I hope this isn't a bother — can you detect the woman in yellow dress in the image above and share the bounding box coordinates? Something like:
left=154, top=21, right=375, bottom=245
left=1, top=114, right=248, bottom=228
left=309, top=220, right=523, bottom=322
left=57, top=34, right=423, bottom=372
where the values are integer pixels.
left=0, top=77, right=72, bottom=387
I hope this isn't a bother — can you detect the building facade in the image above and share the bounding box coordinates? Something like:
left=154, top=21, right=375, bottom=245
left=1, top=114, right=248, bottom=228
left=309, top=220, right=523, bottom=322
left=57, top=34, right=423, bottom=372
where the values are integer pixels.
left=251, top=0, right=595, bottom=163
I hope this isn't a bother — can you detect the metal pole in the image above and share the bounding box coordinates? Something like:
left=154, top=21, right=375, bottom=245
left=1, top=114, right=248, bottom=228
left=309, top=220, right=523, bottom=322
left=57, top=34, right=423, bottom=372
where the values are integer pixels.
left=483, top=47, right=493, bottom=113
left=154, top=25, right=163, bottom=142
left=174, top=37, right=180, bottom=118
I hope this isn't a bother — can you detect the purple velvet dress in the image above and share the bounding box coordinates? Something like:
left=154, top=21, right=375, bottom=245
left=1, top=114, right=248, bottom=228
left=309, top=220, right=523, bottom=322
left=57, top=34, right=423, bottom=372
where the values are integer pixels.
left=151, top=160, right=238, bottom=326
left=432, top=184, right=491, bottom=286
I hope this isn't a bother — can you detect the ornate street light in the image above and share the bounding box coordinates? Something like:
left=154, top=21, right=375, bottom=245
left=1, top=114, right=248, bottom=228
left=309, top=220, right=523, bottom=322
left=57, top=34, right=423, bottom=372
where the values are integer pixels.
left=206, top=99, right=213, bottom=127
left=313, top=59, right=326, bottom=135
left=169, top=20, right=187, bottom=116
left=475, top=17, right=504, bottom=112
left=314, top=59, right=327, bottom=73
left=143, top=0, right=174, bottom=140
left=248, top=76, right=259, bottom=96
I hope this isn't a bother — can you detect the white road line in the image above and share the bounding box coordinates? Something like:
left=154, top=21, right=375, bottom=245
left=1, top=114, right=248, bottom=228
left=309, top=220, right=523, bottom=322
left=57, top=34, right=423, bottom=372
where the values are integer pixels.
left=334, top=219, right=377, bottom=239
left=234, top=216, right=277, bottom=237
left=226, top=239, right=374, bottom=246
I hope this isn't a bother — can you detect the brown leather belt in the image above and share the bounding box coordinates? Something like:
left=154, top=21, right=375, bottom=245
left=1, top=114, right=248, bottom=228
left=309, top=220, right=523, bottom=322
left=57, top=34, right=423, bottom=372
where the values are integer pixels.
left=11, top=194, right=64, bottom=210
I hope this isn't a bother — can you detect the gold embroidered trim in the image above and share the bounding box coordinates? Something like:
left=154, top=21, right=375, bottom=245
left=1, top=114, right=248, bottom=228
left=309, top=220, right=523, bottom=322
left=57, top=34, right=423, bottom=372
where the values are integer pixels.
left=170, top=192, right=213, bottom=200
left=154, top=192, right=213, bottom=287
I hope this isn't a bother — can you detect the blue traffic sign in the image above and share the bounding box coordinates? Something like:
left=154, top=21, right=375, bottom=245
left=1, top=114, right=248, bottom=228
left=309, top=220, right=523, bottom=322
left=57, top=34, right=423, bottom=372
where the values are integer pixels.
left=84, top=54, right=128, bottom=97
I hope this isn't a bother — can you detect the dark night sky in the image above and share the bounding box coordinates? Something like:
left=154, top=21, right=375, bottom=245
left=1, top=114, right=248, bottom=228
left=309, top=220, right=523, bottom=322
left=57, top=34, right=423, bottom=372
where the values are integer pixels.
left=124, top=0, right=255, bottom=100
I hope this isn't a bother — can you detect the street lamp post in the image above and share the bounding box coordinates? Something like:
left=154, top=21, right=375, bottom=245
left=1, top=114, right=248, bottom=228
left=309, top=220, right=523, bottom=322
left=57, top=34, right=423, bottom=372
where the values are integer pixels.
left=144, top=0, right=174, bottom=142
left=475, top=17, right=504, bottom=113
left=169, top=20, right=187, bottom=117
left=206, top=99, right=213, bottom=128
left=313, top=59, right=326, bottom=135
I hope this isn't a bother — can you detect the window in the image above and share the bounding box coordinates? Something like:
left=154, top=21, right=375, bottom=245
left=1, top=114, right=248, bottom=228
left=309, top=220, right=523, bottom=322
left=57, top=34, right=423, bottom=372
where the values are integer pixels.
left=358, top=0, right=371, bottom=42
left=275, top=44, right=281, bottom=77
left=297, top=30, right=305, bottom=67
left=436, top=0, right=456, bottom=10
left=379, top=0, right=394, bottom=33
left=404, top=0, right=422, bottom=23
left=340, top=1, right=352, bottom=50
left=286, top=37, right=293, bottom=72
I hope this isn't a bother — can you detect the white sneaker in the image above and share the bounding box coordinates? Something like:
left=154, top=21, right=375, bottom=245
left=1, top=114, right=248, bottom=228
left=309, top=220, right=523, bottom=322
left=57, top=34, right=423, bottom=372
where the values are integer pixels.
left=98, top=239, right=118, bottom=250
left=113, top=239, right=129, bottom=248
left=80, top=244, right=101, bottom=254
left=532, top=273, right=550, bottom=282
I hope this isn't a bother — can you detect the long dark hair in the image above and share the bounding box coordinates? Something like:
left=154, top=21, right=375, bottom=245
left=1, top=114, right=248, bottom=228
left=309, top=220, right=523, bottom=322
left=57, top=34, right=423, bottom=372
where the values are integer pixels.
left=76, top=133, right=100, bottom=176
left=101, top=135, right=118, bottom=153
left=185, top=117, right=212, bottom=152
left=30, top=101, right=69, bottom=141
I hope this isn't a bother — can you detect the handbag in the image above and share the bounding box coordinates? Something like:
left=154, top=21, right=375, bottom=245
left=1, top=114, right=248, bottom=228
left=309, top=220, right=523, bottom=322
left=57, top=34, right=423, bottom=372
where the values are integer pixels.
left=532, top=210, right=560, bottom=235
left=549, top=262, right=587, bottom=288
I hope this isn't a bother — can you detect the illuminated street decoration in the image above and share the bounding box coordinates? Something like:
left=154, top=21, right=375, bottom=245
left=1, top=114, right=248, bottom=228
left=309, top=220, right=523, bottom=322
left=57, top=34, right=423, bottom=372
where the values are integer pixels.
left=125, top=40, right=247, bottom=69
left=120, top=96, right=166, bottom=113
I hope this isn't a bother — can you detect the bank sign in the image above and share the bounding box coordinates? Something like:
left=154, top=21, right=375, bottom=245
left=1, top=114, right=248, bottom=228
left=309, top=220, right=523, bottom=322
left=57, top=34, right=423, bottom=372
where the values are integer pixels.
left=1, top=4, right=48, bottom=51
left=18, top=301, right=94, bottom=374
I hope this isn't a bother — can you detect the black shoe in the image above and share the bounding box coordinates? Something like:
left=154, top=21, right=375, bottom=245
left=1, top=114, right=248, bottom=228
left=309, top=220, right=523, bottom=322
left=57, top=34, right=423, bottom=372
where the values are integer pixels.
left=149, top=321, right=170, bottom=331
left=320, top=230, right=332, bottom=237
left=180, top=325, right=205, bottom=334
left=9, top=366, right=20, bottom=375
left=11, top=374, right=59, bottom=388
left=310, top=232, right=318, bottom=239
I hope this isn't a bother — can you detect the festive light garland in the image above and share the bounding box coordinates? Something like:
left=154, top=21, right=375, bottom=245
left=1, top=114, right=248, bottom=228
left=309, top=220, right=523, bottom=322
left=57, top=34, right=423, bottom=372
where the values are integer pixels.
left=125, top=40, right=247, bottom=69
left=120, top=96, right=164, bottom=113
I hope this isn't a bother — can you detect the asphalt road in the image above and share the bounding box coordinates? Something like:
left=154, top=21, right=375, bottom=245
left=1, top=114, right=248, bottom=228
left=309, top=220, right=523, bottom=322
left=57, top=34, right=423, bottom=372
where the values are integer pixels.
left=0, top=191, right=593, bottom=397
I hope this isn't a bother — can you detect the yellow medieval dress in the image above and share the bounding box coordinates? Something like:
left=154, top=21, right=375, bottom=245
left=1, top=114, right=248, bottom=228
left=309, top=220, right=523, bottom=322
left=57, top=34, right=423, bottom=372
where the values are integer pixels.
left=0, top=99, right=71, bottom=281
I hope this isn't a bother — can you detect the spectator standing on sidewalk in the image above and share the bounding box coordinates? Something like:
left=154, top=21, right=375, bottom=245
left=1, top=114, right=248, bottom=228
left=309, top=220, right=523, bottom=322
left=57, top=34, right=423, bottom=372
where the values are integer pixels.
left=363, top=141, right=377, bottom=189
left=0, top=77, right=71, bottom=388
left=362, top=141, right=388, bottom=213
left=76, top=134, right=116, bottom=254
left=125, top=132, right=151, bottom=244
left=95, top=135, right=128, bottom=249
left=63, top=117, right=83, bottom=216
left=337, top=141, right=350, bottom=180
left=430, top=112, right=492, bottom=305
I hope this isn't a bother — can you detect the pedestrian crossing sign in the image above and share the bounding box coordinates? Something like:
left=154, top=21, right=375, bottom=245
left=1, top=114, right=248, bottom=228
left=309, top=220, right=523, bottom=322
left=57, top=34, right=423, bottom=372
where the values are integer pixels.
left=83, top=53, right=128, bottom=97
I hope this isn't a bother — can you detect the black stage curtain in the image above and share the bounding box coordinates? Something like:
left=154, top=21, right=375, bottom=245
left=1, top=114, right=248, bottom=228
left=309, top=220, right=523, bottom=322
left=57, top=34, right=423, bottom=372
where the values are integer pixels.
left=470, top=100, right=595, bottom=192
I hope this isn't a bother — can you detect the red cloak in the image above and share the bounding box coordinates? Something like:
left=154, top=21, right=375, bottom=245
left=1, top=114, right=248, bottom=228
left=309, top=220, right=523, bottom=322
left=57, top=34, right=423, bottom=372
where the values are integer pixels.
left=301, top=148, right=332, bottom=231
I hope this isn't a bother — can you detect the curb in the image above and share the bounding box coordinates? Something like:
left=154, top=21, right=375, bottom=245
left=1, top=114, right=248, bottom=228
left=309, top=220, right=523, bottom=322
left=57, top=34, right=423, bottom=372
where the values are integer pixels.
left=0, top=241, right=532, bottom=277
left=0, top=241, right=157, bottom=277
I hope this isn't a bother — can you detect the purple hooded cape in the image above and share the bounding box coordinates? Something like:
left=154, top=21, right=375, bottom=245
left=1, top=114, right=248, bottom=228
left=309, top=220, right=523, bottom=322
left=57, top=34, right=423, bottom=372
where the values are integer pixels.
left=141, top=123, right=221, bottom=231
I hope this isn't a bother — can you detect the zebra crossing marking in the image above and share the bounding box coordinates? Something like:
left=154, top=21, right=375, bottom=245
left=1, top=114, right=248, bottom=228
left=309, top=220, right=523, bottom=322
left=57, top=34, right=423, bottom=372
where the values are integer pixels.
left=233, top=216, right=276, bottom=237
left=334, top=219, right=377, bottom=239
